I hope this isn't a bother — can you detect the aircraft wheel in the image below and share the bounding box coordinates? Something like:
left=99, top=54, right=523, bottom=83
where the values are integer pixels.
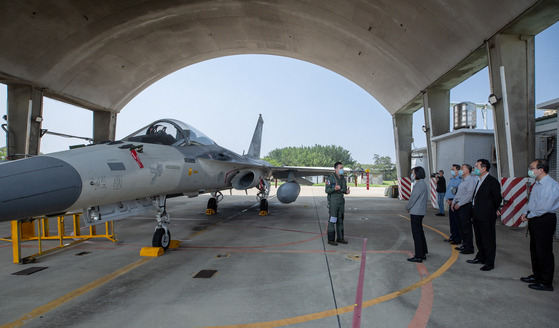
left=208, top=197, right=218, bottom=211
left=260, top=199, right=268, bottom=212
left=152, top=228, right=171, bottom=250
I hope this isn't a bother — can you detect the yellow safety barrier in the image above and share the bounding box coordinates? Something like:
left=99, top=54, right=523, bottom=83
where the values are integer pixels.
left=2, top=214, right=118, bottom=264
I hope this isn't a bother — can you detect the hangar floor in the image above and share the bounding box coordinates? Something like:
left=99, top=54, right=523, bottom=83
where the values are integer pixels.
left=0, top=186, right=558, bottom=328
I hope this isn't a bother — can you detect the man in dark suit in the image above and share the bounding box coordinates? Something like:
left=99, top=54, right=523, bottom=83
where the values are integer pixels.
left=467, top=159, right=502, bottom=271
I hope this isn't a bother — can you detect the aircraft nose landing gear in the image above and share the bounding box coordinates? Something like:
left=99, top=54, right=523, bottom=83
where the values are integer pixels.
left=150, top=195, right=171, bottom=250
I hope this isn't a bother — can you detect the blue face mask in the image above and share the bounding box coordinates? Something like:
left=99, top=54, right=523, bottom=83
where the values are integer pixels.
left=458, top=170, right=464, bottom=176
left=411, top=174, right=415, bottom=180
left=338, top=168, right=344, bottom=175
left=450, top=171, right=456, bottom=177
left=473, top=168, right=481, bottom=176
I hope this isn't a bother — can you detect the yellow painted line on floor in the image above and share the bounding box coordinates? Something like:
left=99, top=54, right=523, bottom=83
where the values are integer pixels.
left=197, top=215, right=459, bottom=328
left=1, top=257, right=152, bottom=328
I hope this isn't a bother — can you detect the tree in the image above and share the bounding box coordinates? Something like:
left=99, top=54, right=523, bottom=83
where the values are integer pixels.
left=0, top=146, right=6, bottom=161
left=263, top=144, right=356, bottom=168
left=371, top=154, right=396, bottom=181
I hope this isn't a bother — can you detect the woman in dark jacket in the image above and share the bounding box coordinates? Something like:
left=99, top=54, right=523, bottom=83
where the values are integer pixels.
left=405, top=166, right=429, bottom=263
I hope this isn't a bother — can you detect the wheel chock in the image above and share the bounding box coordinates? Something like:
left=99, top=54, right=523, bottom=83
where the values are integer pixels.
left=140, top=247, right=164, bottom=257
left=206, top=208, right=215, bottom=215
left=168, top=240, right=181, bottom=249
left=259, top=210, right=268, bottom=216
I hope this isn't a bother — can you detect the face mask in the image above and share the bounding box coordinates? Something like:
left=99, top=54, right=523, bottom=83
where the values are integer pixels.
left=450, top=171, right=456, bottom=177
left=528, top=169, right=538, bottom=179
left=338, top=169, right=344, bottom=175
left=458, top=170, right=464, bottom=176
left=473, top=168, right=481, bottom=176
left=411, top=174, right=415, bottom=180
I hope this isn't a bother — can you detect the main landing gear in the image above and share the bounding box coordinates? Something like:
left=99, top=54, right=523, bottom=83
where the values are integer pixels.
left=206, top=191, right=223, bottom=215
left=150, top=195, right=171, bottom=250
left=257, top=179, right=270, bottom=216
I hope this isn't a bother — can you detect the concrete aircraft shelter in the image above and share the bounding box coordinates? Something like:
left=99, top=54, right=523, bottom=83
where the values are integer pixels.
left=1, top=0, right=559, bottom=179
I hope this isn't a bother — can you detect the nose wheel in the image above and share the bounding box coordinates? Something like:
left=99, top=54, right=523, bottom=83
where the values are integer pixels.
left=152, top=227, right=171, bottom=250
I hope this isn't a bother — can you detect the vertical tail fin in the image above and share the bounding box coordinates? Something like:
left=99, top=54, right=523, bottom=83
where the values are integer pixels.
left=247, top=114, right=264, bottom=158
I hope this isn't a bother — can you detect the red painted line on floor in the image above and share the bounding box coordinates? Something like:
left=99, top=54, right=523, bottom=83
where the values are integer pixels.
left=180, top=231, right=326, bottom=250
left=252, top=226, right=321, bottom=235
left=352, top=237, right=368, bottom=328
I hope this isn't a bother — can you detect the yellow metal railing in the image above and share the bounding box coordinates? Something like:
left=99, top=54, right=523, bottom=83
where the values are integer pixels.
left=1, top=214, right=117, bottom=264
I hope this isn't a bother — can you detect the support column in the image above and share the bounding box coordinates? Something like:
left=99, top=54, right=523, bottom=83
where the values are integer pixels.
left=6, top=85, right=43, bottom=160
left=393, top=114, right=413, bottom=179
left=487, top=34, right=535, bottom=178
left=93, top=110, right=117, bottom=143
left=422, top=89, right=450, bottom=175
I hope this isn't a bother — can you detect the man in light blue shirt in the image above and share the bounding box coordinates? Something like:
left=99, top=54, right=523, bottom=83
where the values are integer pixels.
left=519, top=159, right=559, bottom=291
left=452, top=164, right=477, bottom=254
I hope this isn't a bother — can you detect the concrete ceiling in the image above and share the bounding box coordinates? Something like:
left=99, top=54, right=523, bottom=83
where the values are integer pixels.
left=0, top=0, right=558, bottom=116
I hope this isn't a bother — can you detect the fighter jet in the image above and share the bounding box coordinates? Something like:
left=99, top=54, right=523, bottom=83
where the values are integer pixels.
left=0, top=115, right=334, bottom=249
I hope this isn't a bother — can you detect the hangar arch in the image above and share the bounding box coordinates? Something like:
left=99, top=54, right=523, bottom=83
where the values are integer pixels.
left=1, top=0, right=558, bottom=177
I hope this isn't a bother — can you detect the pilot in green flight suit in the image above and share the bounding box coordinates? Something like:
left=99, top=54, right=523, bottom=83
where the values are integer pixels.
left=325, top=161, right=350, bottom=246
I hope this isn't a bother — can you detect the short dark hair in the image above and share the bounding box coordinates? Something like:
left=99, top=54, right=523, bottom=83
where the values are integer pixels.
left=438, top=170, right=444, bottom=174
left=452, top=164, right=461, bottom=171
left=334, top=161, right=343, bottom=169
left=533, top=159, right=549, bottom=173
left=462, top=164, right=472, bottom=173
left=412, top=166, right=426, bottom=180
left=476, top=159, right=491, bottom=171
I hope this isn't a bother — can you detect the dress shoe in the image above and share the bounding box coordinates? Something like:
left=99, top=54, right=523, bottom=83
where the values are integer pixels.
left=435, top=213, right=444, bottom=216
left=421, top=255, right=427, bottom=260
left=466, top=258, right=483, bottom=264
left=407, top=257, right=423, bottom=263
left=336, top=239, right=348, bottom=244
left=528, top=283, right=553, bottom=291
left=327, top=240, right=338, bottom=246
left=455, top=246, right=464, bottom=250
left=520, top=275, right=537, bottom=283
left=480, top=265, right=494, bottom=271
left=443, top=239, right=451, bottom=242
left=460, top=250, right=474, bottom=254
left=450, top=240, right=461, bottom=245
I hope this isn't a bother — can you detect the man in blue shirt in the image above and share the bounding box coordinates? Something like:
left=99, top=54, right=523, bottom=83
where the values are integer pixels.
left=520, top=159, right=559, bottom=291
left=452, top=164, right=477, bottom=254
left=444, top=164, right=462, bottom=244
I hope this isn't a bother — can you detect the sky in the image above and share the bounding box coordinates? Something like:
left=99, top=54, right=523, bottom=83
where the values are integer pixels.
left=1, top=22, right=557, bottom=165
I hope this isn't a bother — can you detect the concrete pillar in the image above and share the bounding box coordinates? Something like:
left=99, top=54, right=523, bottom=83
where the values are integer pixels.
left=6, top=85, right=43, bottom=160
left=93, top=110, right=117, bottom=143
left=487, top=34, right=535, bottom=178
left=422, top=89, right=450, bottom=175
left=393, top=114, right=413, bottom=179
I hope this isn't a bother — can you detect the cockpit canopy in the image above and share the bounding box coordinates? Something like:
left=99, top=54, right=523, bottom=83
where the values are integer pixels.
left=122, top=119, right=215, bottom=146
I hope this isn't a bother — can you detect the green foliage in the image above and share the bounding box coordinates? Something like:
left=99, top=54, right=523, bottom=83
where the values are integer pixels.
left=263, top=144, right=356, bottom=168
left=370, top=154, right=397, bottom=181
left=0, top=146, right=6, bottom=161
